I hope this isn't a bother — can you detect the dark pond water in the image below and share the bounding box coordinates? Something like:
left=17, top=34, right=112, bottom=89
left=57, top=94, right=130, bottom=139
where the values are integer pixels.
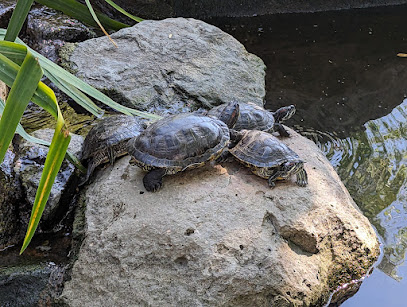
left=209, top=5, right=407, bottom=306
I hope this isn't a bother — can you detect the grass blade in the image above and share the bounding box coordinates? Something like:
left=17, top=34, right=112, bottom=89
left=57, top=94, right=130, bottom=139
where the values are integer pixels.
left=0, top=97, right=85, bottom=173
left=44, top=67, right=104, bottom=118
left=0, top=50, right=59, bottom=118
left=4, top=0, right=34, bottom=42
left=35, top=0, right=129, bottom=31
left=20, top=111, right=71, bottom=253
left=0, top=31, right=162, bottom=121
left=104, top=0, right=144, bottom=22
left=0, top=51, right=43, bottom=162
left=0, top=40, right=26, bottom=64
left=84, top=0, right=117, bottom=47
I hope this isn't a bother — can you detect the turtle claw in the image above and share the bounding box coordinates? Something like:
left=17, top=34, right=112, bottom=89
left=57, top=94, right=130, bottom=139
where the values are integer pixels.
left=145, top=180, right=162, bottom=192
left=143, top=169, right=166, bottom=192
left=296, top=169, right=308, bottom=187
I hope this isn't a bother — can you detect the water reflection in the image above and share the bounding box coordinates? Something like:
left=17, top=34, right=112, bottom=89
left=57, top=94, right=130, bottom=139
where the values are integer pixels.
left=311, top=99, right=407, bottom=282
left=209, top=6, right=407, bottom=138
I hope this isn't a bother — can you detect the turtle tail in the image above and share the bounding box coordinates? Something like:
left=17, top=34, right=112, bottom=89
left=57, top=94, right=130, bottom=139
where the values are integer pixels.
left=78, top=160, right=96, bottom=187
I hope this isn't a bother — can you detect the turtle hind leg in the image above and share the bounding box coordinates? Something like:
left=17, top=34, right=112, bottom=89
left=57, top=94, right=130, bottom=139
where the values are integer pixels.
left=273, top=123, right=290, bottom=137
left=143, top=169, right=166, bottom=192
left=296, top=168, right=308, bottom=187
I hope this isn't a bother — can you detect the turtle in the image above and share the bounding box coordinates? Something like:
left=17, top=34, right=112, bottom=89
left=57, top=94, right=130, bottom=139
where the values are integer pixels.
left=228, top=129, right=308, bottom=187
left=207, top=102, right=295, bottom=137
left=127, top=102, right=239, bottom=192
left=80, top=115, right=144, bottom=185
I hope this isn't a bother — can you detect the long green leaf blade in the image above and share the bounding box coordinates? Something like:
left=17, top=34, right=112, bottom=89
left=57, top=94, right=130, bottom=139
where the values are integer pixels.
left=0, top=40, right=26, bottom=64
left=44, top=67, right=104, bottom=117
left=0, top=31, right=161, bottom=120
left=34, top=0, right=129, bottom=31
left=20, top=115, right=71, bottom=254
left=4, top=0, right=34, bottom=42
left=0, top=51, right=43, bottom=162
left=0, top=97, right=85, bottom=173
left=104, top=0, right=143, bottom=22
left=0, top=47, right=58, bottom=118
left=84, top=0, right=117, bottom=47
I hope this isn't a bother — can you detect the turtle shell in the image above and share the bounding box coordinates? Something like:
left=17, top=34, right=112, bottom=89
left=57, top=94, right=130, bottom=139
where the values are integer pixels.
left=229, top=130, right=301, bottom=168
left=127, top=113, right=229, bottom=173
left=82, top=115, right=143, bottom=162
left=208, top=102, right=275, bottom=132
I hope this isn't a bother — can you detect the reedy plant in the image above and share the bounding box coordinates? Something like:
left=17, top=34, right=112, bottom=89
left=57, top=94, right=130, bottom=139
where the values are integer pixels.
left=0, top=0, right=159, bottom=253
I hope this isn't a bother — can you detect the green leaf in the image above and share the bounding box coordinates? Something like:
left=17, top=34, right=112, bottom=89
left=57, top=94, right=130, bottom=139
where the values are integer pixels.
left=0, top=97, right=86, bottom=173
left=0, top=31, right=162, bottom=121
left=0, top=45, right=59, bottom=118
left=0, top=51, right=43, bottom=162
left=0, top=40, right=27, bottom=64
left=44, top=67, right=105, bottom=117
left=84, top=0, right=117, bottom=47
left=4, top=0, right=34, bottom=42
left=34, top=0, right=129, bottom=31
left=20, top=113, right=71, bottom=254
left=104, top=0, right=144, bottom=23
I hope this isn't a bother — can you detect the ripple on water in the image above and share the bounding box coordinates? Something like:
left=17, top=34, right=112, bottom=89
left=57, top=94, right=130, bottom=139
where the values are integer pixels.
left=297, top=99, right=407, bottom=284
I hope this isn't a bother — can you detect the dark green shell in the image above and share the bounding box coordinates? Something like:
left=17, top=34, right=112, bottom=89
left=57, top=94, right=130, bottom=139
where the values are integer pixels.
left=127, top=113, right=229, bottom=173
left=81, top=115, right=143, bottom=184
left=230, top=130, right=302, bottom=168
left=208, top=102, right=275, bottom=132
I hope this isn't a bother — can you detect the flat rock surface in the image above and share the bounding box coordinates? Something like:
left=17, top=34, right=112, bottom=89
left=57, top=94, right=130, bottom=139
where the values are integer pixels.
left=68, top=18, right=266, bottom=112
left=61, top=128, right=379, bottom=306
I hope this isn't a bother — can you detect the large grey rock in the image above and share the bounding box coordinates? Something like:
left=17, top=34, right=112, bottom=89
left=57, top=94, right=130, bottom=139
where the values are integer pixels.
left=61, top=128, right=379, bottom=306
left=67, top=18, right=266, bottom=112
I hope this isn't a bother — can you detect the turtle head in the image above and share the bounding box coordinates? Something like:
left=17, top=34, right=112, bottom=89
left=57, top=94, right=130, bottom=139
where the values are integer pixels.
left=273, top=105, right=296, bottom=122
left=281, top=160, right=303, bottom=178
left=217, top=101, right=240, bottom=128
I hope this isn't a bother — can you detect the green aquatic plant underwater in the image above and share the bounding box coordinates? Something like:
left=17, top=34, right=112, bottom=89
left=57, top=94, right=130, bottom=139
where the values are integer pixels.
left=0, top=0, right=155, bottom=253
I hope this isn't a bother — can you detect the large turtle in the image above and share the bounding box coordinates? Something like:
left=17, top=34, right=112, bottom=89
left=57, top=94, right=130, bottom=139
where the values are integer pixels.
left=80, top=115, right=144, bottom=185
left=127, top=102, right=239, bottom=192
left=207, top=102, right=295, bottom=137
left=229, top=129, right=308, bottom=187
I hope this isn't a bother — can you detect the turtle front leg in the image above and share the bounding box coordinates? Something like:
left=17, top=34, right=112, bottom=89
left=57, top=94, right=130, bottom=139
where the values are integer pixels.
left=273, top=123, right=290, bottom=137
left=143, top=169, right=166, bottom=192
left=295, top=168, right=308, bottom=187
left=267, top=168, right=284, bottom=188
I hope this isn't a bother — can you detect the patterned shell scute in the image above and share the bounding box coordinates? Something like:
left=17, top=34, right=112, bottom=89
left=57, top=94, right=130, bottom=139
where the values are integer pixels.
left=82, top=115, right=143, bottom=160
left=208, top=102, right=275, bottom=131
left=230, top=130, right=301, bottom=167
left=128, top=113, right=230, bottom=169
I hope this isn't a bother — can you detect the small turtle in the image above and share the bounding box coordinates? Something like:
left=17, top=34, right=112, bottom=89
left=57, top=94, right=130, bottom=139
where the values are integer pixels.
left=207, top=102, right=295, bottom=137
left=127, top=102, right=239, bottom=192
left=80, top=115, right=144, bottom=185
left=229, top=130, right=308, bottom=187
